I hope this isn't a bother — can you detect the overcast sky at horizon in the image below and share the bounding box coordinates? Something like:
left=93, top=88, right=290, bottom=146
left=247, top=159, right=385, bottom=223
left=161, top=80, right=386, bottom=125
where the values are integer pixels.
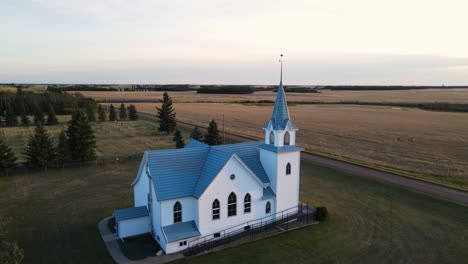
left=1, top=0, right=468, bottom=85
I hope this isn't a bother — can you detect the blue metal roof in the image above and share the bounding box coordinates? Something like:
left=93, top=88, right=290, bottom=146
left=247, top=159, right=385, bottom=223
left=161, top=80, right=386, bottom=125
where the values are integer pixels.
left=185, top=139, right=208, bottom=148
left=147, top=146, right=210, bottom=201
left=212, top=141, right=271, bottom=185
left=262, top=186, right=276, bottom=200
left=257, top=143, right=304, bottom=153
left=162, top=221, right=201, bottom=243
left=193, top=148, right=233, bottom=198
left=264, top=82, right=297, bottom=130
left=114, top=206, right=149, bottom=221
left=144, top=141, right=271, bottom=201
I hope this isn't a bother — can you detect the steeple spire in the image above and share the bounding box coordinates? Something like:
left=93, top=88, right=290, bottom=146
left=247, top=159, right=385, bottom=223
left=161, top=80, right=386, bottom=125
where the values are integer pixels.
left=263, top=54, right=297, bottom=130
left=280, top=54, right=283, bottom=85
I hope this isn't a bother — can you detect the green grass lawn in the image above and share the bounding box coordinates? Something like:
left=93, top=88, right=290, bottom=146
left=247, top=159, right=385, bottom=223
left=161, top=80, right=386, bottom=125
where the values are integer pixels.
left=174, top=161, right=468, bottom=264
left=0, top=158, right=467, bottom=263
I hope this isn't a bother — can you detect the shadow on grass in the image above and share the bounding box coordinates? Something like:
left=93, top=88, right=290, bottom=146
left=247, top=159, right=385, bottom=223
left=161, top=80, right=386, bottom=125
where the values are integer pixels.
left=117, top=234, right=161, bottom=261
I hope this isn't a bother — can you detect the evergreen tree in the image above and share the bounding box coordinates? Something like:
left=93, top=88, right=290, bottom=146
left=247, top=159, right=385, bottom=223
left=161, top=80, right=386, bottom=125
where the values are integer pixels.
left=17, top=102, right=29, bottom=126
left=156, top=92, right=176, bottom=134
left=190, top=126, right=204, bottom=141
left=0, top=138, right=16, bottom=176
left=98, top=105, right=107, bottom=122
left=108, top=104, right=117, bottom=121
left=66, top=111, right=96, bottom=162
left=33, top=105, right=45, bottom=125
left=128, top=105, right=138, bottom=121
left=55, top=131, right=70, bottom=166
left=0, top=240, right=24, bottom=264
left=204, top=120, right=222, bottom=146
left=119, top=103, right=127, bottom=120
left=46, top=106, right=58, bottom=126
left=172, top=129, right=185, bottom=149
left=86, top=104, right=96, bottom=122
left=5, top=105, right=18, bottom=127
left=23, top=124, right=56, bottom=168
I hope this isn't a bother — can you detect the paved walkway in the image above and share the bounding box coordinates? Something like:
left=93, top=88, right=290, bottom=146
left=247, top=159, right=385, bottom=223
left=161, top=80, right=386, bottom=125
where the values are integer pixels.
left=97, top=217, right=184, bottom=264
left=171, top=119, right=468, bottom=206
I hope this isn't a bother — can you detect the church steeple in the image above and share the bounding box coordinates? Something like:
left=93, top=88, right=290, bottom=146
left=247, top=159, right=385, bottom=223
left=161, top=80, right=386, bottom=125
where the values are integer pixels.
left=264, top=54, right=296, bottom=131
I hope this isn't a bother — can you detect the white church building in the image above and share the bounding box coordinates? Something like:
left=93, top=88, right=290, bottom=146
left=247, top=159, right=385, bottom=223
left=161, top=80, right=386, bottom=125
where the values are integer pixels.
left=113, top=63, right=303, bottom=254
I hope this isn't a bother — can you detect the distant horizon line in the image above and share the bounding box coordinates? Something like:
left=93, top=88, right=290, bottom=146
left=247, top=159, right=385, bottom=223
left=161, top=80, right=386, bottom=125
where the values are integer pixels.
left=1, top=83, right=468, bottom=88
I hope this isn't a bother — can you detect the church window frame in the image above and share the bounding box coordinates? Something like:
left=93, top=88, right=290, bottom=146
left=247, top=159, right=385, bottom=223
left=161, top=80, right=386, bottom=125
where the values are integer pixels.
left=212, top=199, right=220, bottom=220
left=269, top=131, right=275, bottom=145
left=244, top=193, right=251, bottom=213
left=265, top=201, right=271, bottom=214
left=228, top=192, right=237, bottom=217
left=286, top=163, right=291, bottom=175
left=173, top=201, right=182, bottom=223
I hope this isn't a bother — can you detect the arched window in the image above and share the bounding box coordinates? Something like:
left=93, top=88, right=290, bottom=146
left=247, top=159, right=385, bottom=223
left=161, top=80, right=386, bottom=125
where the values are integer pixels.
left=244, top=193, right=251, bottom=213
left=173, top=202, right=182, bottom=223
left=228, top=192, right=237, bottom=217
left=265, top=201, right=271, bottom=214
left=284, top=132, right=290, bottom=145
left=269, top=131, right=275, bottom=145
left=212, top=199, right=220, bottom=220
left=286, top=163, right=291, bottom=175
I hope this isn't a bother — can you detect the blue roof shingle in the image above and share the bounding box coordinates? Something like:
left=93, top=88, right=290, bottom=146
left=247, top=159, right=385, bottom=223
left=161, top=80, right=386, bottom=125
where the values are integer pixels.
left=162, top=221, right=201, bottom=243
left=114, top=206, right=149, bottom=221
left=144, top=140, right=273, bottom=201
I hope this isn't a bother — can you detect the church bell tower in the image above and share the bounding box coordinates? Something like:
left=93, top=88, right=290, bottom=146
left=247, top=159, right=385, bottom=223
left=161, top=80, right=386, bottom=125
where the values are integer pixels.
left=259, top=55, right=303, bottom=213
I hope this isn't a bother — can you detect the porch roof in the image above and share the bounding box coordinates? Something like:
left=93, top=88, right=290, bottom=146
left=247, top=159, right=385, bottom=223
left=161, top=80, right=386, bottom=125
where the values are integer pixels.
left=162, top=221, right=201, bottom=243
left=113, top=206, right=149, bottom=221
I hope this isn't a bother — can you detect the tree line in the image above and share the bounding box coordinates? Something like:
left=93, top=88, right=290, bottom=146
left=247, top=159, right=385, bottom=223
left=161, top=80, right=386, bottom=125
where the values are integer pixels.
left=0, top=101, right=139, bottom=176
left=0, top=88, right=97, bottom=127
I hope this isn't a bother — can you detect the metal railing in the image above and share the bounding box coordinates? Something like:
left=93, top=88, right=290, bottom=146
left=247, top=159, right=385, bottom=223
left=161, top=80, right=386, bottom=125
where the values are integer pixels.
left=184, top=202, right=316, bottom=256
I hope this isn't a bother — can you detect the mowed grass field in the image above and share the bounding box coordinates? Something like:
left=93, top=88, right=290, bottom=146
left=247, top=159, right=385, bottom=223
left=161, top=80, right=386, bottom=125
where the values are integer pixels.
left=80, top=89, right=468, bottom=103
left=0, top=117, right=177, bottom=162
left=1, top=152, right=467, bottom=263
left=127, top=103, right=468, bottom=189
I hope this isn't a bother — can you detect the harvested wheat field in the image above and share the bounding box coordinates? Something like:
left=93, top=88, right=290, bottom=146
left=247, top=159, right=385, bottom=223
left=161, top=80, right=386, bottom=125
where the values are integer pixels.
left=81, top=88, right=468, bottom=103
left=128, top=102, right=468, bottom=187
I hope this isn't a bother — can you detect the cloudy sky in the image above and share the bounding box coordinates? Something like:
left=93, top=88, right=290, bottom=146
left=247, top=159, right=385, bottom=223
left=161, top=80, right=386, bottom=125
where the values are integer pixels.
left=1, top=0, right=467, bottom=85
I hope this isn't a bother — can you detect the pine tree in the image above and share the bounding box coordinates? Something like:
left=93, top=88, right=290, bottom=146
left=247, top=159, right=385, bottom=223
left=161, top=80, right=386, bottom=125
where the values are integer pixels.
left=108, top=104, right=117, bottom=121
left=23, top=124, right=57, bottom=168
left=0, top=241, right=24, bottom=264
left=128, top=105, right=138, bottom=121
left=0, top=138, right=16, bottom=176
left=86, top=104, right=96, bottom=122
left=119, top=103, right=127, bottom=120
left=17, top=101, right=30, bottom=126
left=46, top=105, right=58, bottom=126
left=204, top=120, right=222, bottom=146
left=33, top=105, right=45, bottom=125
left=173, top=129, right=185, bottom=148
left=66, top=111, right=96, bottom=162
left=55, top=131, right=70, bottom=166
left=98, top=105, right=107, bottom=122
left=156, top=92, right=176, bottom=134
left=5, top=105, right=18, bottom=127
left=190, top=126, right=204, bottom=141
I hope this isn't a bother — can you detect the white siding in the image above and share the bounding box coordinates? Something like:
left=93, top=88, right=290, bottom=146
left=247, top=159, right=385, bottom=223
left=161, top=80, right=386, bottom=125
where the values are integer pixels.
left=160, top=197, right=197, bottom=227
left=117, top=216, right=151, bottom=238
left=198, top=157, right=266, bottom=236
left=133, top=164, right=149, bottom=207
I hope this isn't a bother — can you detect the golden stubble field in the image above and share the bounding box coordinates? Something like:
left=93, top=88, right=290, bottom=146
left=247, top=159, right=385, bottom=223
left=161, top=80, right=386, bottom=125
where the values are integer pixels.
left=125, top=102, right=468, bottom=183
left=80, top=88, right=468, bottom=103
